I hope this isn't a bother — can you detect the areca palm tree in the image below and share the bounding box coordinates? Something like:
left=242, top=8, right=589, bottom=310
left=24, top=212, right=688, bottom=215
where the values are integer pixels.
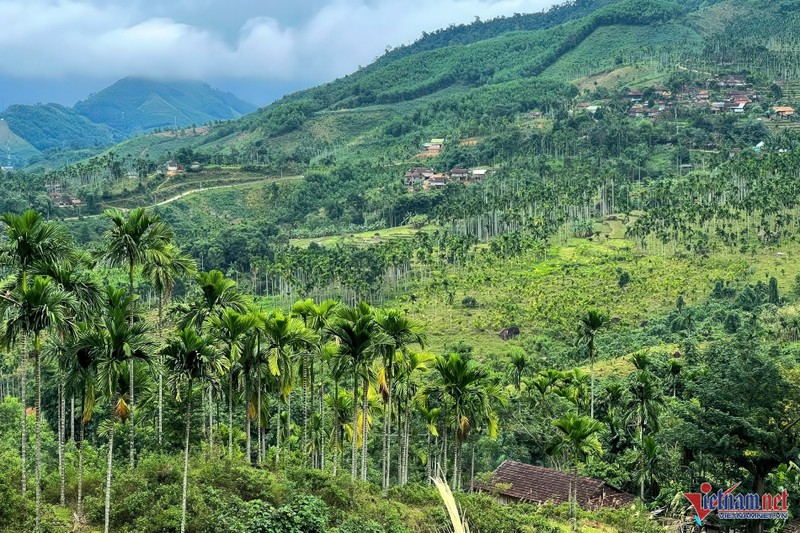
left=549, top=412, right=604, bottom=466
left=1, top=275, right=76, bottom=532
left=419, top=353, right=503, bottom=490
left=328, top=302, right=392, bottom=481
left=209, top=307, right=257, bottom=459
left=394, top=349, right=433, bottom=485
left=63, top=323, right=102, bottom=521
left=291, top=298, right=339, bottom=465
left=0, top=209, right=73, bottom=497
left=178, top=270, right=247, bottom=331
left=100, top=207, right=174, bottom=468
left=375, top=309, right=425, bottom=489
left=94, top=291, right=153, bottom=533
left=38, top=258, right=102, bottom=507
left=509, top=350, right=528, bottom=391
left=578, top=310, right=609, bottom=419
left=262, top=310, right=318, bottom=465
left=163, top=328, right=227, bottom=533
left=142, top=243, right=196, bottom=445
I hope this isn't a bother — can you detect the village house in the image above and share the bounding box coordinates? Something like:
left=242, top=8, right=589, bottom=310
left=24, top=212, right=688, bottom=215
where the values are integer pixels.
left=696, top=89, right=711, bottom=101
left=166, top=161, right=185, bottom=173
left=472, top=169, right=488, bottom=180
left=717, top=75, right=748, bottom=88
left=774, top=106, right=796, bottom=118
left=474, top=461, right=635, bottom=510
left=449, top=167, right=469, bottom=181
left=403, top=166, right=433, bottom=187
left=624, top=90, right=643, bottom=102
left=428, top=173, right=449, bottom=189
left=653, top=85, right=672, bottom=98
left=628, top=104, right=646, bottom=118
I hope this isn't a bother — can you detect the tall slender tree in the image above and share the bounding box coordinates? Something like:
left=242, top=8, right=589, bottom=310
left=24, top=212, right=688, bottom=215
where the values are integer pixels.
left=164, top=328, right=227, bottom=533
left=578, top=310, right=609, bottom=419
left=375, top=309, right=425, bottom=489
left=100, top=208, right=173, bottom=468
left=142, top=243, right=196, bottom=446
left=1, top=276, right=76, bottom=532
left=328, top=302, right=392, bottom=481
left=262, top=310, right=318, bottom=465
left=93, top=288, right=153, bottom=533
left=419, top=353, right=503, bottom=491
left=0, top=210, right=73, bottom=497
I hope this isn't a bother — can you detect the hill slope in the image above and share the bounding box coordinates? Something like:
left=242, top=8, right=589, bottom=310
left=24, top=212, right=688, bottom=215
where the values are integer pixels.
left=73, top=77, right=257, bottom=135
left=0, top=103, right=120, bottom=152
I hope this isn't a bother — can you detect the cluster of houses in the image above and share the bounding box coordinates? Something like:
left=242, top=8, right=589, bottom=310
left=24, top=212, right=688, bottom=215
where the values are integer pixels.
left=572, top=74, right=800, bottom=123
left=45, top=182, right=82, bottom=208
left=403, top=165, right=488, bottom=190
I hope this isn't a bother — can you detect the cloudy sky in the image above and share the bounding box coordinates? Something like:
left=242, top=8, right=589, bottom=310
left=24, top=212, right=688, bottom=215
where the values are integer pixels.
left=0, top=0, right=557, bottom=108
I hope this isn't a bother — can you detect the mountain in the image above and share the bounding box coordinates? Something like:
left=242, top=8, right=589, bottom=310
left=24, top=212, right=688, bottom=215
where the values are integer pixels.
left=72, top=77, right=257, bottom=135
left=1, top=103, right=120, bottom=153
left=0, top=77, right=257, bottom=167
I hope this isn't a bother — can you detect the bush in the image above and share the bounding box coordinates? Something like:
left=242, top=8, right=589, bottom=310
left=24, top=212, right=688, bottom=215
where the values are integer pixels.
left=245, top=495, right=329, bottom=533
left=461, top=296, right=478, bottom=308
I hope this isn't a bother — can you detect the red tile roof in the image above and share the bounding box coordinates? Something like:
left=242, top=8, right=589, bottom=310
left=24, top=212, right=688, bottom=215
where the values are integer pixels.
left=475, top=460, right=635, bottom=510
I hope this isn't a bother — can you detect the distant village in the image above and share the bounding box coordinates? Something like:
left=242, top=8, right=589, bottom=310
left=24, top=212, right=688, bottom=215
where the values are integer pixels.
left=402, top=138, right=490, bottom=191
left=574, top=74, right=794, bottom=121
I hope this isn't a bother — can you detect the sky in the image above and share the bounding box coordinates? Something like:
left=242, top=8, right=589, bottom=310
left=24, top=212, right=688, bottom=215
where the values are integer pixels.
left=0, top=0, right=557, bottom=108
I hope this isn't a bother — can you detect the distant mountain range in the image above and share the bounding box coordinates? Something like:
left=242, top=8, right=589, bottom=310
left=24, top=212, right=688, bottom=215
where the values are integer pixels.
left=0, top=77, right=256, bottom=165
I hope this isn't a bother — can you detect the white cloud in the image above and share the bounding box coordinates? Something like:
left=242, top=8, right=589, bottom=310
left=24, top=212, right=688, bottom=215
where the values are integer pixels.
left=0, top=0, right=556, bottom=81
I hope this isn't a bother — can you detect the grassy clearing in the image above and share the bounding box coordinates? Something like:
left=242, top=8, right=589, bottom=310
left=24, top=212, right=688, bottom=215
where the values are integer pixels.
left=290, top=224, right=434, bottom=248
left=401, top=227, right=799, bottom=358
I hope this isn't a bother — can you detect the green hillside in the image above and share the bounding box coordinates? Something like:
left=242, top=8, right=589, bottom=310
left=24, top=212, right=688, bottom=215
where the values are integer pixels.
left=0, top=103, right=119, bottom=152
left=8, top=0, right=800, bottom=531
left=73, top=77, right=257, bottom=134
left=0, top=117, right=40, bottom=167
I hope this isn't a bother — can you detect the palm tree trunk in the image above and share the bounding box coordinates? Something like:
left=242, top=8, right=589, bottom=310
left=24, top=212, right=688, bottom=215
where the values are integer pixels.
left=78, top=413, right=85, bottom=519
left=426, top=433, right=432, bottom=481
left=128, top=265, right=136, bottom=469
left=103, top=418, right=115, bottom=533
left=285, top=394, right=291, bottom=445
left=228, top=377, right=233, bottom=458
left=402, top=402, right=410, bottom=485
left=590, top=353, right=595, bottom=419
left=70, top=395, right=75, bottom=442
left=451, top=439, right=459, bottom=491
left=303, top=352, right=308, bottom=464
left=129, top=358, right=135, bottom=469
left=383, top=358, right=392, bottom=490
left=276, top=399, right=282, bottom=466
left=351, top=378, right=358, bottom=480
left=59, top=379, right=65, bottom=506
left=180, top=381, right=193, bottom=533
left=20, top=332, right=27, bottom=496
left=470, top=441, right=475, bottom=493
left=257, top=373, right=262, bottom=465
left=35, top=346, right=42, bottom=533
left=207, top=386, right=213, bottom=455
left=361, top=376, right=369, bottom=481
left=158, top=296, right=163, bottom=446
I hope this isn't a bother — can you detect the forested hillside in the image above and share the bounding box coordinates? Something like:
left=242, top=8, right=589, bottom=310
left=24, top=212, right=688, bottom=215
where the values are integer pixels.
left=0, top=78, right=256, bottom=168
left=6, top=0, right=800, bottom=531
